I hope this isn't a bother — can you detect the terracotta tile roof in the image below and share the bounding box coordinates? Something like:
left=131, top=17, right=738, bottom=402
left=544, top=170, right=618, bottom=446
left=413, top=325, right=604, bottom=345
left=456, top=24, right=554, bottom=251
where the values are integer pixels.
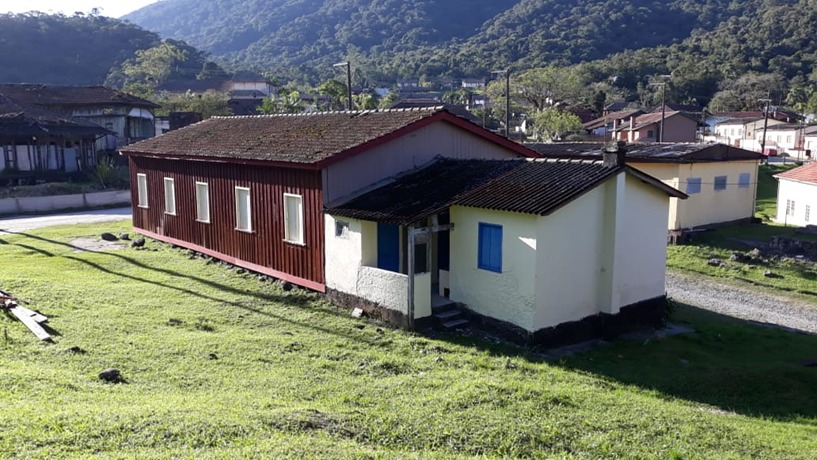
left=0, top=84, right=158, bottom=108
left=583, top=109, right=644, bottom=130
left=615, top=111, right=700, bottom=131
left=121, top=107, right=539, bottom=165
left=329, top=158, right=685, bottom=224
left=775, top=162, right=817, bottom=185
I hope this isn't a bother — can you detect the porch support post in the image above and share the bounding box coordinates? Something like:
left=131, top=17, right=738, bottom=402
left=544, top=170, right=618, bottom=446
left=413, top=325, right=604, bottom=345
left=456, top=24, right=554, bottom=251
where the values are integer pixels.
left=407, top=227, right=416, bottom=330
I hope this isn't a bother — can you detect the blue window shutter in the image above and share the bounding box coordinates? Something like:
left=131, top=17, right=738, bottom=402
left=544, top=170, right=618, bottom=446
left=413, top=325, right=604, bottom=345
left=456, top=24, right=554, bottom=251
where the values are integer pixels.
left=478, top=223, right=502, bottom=272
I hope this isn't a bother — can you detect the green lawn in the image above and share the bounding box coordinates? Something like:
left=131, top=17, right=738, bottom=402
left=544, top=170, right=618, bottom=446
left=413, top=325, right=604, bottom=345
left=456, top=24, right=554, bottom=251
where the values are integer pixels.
left=667, top=163, right=817, bottom=299
left=2, top=222, right=817, bottom=459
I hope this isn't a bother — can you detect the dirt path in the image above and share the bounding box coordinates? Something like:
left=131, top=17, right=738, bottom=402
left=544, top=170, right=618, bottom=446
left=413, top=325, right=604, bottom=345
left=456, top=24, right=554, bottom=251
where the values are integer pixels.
left=667, top=270, right=817, bottom=334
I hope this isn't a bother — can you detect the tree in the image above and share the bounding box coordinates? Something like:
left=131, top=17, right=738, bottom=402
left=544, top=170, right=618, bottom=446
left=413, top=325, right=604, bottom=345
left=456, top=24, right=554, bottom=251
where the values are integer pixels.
left=353, top=92, right=378, bottom=110
left=708, top=73, right=787, bottom=112
left=317, top=79, right=348, bottom=110
left=153, top=90, right=232, bottom=119
left=121, top=41, right=189, bottom=88
left=257, top=91, right=304, bottom=114
left=529, top=108, right=583, bottom=141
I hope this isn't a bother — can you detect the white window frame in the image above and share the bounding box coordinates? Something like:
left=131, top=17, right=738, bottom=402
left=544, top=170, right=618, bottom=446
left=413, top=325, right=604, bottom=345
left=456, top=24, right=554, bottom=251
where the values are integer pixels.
left=235, top=186, right=252, bottom=232
left=786, top=199, right=796, bottom=217
left=283, top=193, right=305, bottom=245
left=137, top=173, right=148, bottom=208
left=163, top=177, right=176, bottom=215
left=195, top=181, right=210, bottom=223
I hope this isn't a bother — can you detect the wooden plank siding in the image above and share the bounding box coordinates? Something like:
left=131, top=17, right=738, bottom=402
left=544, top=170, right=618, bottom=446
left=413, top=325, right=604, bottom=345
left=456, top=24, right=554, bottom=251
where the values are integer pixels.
left=129, top=157, right=325, bottom=291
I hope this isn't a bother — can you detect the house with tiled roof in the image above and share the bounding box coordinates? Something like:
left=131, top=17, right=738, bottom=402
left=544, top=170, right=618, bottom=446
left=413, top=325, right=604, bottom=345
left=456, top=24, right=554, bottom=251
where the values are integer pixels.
left=613, top=111, right=700, bottom=143
left=120, top=107, right=538, bottom=293
left=528, top=143, right=764, bottom=230
left=0, top=93, right=112, bottom=182
left=582, top=109, right=645, bottom=138
left=325, top=148, right=686, bottom=344
left=754, top=123, right=817, bottom=159
left=0, top=84, right=158, bottom=154
left=775, top=162, right=817, bottom=226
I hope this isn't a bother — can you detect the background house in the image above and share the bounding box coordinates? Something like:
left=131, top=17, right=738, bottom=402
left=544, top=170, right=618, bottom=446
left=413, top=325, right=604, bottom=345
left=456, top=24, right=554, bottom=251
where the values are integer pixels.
left=529, top=143, right=763, bottom=230
left=326, top=153, right=685, bottom=344
left=612, top=111, right=699, bottom=143
left=120, top=107, right=538, bottom=293
left=0, top=84, right=158, bottom=154
left=775, top=162, right=817, bottom=226
left=0, top=94, right=111, bottom=183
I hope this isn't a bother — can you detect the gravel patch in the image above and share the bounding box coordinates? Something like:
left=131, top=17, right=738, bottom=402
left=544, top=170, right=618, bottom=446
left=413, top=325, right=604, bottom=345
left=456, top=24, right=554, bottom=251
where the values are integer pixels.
left=667, top=271, right=817, bottom=335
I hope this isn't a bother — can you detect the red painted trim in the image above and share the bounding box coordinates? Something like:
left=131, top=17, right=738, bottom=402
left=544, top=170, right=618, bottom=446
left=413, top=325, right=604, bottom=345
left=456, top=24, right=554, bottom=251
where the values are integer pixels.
left=135, top=228, right=327, bottom=293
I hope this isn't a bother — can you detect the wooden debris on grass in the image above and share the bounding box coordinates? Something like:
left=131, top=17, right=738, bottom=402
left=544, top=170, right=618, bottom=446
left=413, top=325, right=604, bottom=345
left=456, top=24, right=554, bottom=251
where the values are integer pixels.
left=1, top=288, right=51, bottom=342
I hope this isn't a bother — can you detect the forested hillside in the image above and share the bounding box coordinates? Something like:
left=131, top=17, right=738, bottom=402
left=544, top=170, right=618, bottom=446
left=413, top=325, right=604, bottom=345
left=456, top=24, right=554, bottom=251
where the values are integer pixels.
left=0, top=13, right=160, bottom=85
left=125, top=0, right=729, bottom=79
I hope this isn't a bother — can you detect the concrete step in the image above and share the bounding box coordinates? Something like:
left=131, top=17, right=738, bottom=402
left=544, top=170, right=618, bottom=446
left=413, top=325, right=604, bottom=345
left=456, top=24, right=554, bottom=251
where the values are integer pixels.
left=433, top=309, right=462, bottom=321
left=441, top=318, right=470, bottom=330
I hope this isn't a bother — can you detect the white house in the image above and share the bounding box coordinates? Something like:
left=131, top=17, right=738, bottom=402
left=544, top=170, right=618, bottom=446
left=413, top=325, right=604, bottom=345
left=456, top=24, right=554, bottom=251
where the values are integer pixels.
left=754, top=123, right=811, bottom=158
left=325, top=151, right=686, bottom=346
left=775, top=162, right=817, bottom=226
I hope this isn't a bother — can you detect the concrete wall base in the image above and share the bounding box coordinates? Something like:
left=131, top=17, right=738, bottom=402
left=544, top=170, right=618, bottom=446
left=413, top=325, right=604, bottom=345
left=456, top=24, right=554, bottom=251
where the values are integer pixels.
left=325, top=288, right=433, bottom=330
left=466, top=295, right=668, bottom=348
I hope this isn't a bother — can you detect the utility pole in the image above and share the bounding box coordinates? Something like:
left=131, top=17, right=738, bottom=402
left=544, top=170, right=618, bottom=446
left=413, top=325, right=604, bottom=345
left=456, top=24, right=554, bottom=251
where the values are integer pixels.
left=759, top=93, right=771, bottom=160
left=648, top=75, right=671, bottom=142
left=491, top=69, right=511, bottom=138
left=333, top=61, right=353, bottom=110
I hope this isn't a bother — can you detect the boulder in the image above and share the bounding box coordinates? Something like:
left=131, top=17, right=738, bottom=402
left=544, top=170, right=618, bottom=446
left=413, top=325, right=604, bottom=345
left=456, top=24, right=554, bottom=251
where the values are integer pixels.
left=99, top=368, right=122, bottom=383
left=131, top=237, right=146, bottom=248
left=100, top=232, right=118, bottom=242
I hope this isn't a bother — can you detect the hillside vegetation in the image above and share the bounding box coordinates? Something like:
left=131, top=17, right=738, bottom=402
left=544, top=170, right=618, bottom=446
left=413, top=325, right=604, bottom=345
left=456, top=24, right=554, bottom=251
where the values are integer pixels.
left=124, top=0, right=817, bottom=92
left=0, top=13, right=160, bottom=85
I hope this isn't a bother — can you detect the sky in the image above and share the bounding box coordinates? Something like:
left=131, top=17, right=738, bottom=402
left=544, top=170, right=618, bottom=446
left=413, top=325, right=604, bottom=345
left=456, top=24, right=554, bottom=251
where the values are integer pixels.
left=1, top=0, right=161, bottom=18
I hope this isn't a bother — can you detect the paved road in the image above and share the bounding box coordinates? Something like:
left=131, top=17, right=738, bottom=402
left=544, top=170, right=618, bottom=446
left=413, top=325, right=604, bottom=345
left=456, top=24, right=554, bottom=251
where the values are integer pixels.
left=0, top=207, right=132, bottom=233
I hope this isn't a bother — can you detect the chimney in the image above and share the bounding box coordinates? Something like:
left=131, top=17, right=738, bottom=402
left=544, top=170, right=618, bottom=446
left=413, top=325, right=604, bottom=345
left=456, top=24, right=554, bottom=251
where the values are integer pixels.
left=602, top=141, right=627, bottom=168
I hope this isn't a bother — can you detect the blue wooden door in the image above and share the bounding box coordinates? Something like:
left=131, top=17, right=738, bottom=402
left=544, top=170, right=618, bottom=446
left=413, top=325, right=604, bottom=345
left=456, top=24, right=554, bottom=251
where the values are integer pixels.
left=377, top=223, right=400, bottom=272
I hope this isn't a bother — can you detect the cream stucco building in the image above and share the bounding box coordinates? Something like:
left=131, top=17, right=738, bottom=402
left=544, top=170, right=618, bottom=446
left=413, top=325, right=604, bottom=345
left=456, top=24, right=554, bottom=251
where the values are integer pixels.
left=529, top=143, right=764, bottom=230
left=325, top=154, right=686, bottom=345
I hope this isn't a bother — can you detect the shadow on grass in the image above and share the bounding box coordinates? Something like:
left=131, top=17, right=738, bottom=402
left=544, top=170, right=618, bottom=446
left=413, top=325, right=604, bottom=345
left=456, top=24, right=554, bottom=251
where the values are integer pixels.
left=1, top=230, right=367, bottom=344
left=424, top=303, right=817, bottom=423
left=554, top=304, right=817, bottom=422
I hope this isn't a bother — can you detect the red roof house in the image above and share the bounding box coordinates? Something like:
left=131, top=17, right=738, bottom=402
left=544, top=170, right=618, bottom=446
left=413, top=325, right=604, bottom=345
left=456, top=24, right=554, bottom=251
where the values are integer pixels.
left=120, top=107, right=538, bottom=292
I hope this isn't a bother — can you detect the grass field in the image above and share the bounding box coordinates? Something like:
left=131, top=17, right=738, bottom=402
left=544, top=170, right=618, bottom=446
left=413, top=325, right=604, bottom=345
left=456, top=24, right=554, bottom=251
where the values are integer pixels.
left=1, top=222, right=817, bottom=458
left=667, top=163, right=817, bottom=299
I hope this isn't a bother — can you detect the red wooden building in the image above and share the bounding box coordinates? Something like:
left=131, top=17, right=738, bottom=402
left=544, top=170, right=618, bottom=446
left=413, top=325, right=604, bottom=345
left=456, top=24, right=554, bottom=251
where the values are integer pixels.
left=120, top=107, right=538, bottom=292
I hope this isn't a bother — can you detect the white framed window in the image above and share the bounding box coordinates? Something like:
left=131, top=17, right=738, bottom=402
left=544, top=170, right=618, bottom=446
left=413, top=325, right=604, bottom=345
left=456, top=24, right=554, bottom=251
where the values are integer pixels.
left=235, top=186, right=252, bottom=232
left=195, top=182, right=210, bottom=223
left=786, top=199, right=796, bottom=217
left=163, top=177, right=176, bottom=215
left=283, top=193, right=304, bottom=244
left=137, top=173, right=148, bottom=208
